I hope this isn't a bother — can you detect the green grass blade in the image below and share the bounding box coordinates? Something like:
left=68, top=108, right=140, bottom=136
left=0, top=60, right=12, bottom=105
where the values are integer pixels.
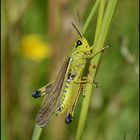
left=94, top=0, right=117, bottom=49
left=131, top=129, right=139, bottom=140
left=31, top=124, right=43, bottom=140
left=94, top=0, right=105, bottom=44
left=76, top=0, right=118, bottom=140
left=82, top=0, right=100, bottom=34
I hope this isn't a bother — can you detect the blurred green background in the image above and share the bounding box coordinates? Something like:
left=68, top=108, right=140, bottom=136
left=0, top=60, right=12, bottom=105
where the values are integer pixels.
left=1, top=0, right=139, bottom=140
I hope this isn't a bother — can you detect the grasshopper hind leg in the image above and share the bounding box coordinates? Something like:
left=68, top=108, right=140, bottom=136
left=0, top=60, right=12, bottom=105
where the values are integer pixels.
left=32, top=90, right=42, bottom=98
left=65, top=84, right=84, bottom=124
left=32, top=82, right=54, bottom=98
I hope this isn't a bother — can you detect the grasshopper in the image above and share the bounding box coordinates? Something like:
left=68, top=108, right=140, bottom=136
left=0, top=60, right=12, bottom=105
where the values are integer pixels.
left=32, top=23, right=109, bottom=127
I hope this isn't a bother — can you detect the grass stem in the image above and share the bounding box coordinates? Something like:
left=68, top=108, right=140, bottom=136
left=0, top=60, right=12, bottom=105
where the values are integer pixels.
left=82, top=0, right=100, bottom=34
left=76, top=0, right=117, bottom=140
left=31, top=124, right=42, bottom=140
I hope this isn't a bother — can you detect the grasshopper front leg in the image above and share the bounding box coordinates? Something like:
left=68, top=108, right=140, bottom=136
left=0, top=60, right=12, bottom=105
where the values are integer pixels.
left=90, top=45, right=110, bottom=59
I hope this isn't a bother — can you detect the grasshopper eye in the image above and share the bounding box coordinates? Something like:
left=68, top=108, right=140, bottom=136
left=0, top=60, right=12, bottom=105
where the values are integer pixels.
left=76, top=40, right=82, bottom=48
left=77, top=40, right=82, bottom=45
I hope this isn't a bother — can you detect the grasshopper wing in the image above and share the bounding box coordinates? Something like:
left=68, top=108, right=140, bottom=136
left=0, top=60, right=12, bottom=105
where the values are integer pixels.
left=36, top=58, right=71, bottom=127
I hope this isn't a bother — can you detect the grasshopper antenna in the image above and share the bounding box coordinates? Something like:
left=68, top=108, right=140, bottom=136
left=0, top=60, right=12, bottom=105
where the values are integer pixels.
left=71, top=22, right=82, bottom=38
left=76, top=9, right=80, bottom=24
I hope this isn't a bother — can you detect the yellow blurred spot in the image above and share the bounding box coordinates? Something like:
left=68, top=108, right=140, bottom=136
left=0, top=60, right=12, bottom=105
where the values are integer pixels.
left=21, top=34, right=51, bottom=62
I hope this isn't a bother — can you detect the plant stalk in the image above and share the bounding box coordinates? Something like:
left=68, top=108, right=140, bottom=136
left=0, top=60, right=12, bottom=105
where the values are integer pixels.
left=76, top=0, right=117, bottom=140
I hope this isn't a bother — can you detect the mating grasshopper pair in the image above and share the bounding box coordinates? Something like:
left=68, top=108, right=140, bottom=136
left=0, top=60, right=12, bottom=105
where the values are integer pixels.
left=32, top=23, right=109, bottom=127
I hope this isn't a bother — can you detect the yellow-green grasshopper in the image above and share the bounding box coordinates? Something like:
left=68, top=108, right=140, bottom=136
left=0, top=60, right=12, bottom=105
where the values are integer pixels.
left=32, top=23, right=109, bottom=127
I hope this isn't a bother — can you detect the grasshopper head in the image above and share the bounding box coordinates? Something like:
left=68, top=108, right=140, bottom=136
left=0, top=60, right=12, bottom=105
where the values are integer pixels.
left=73, top=37, right=92, bottom=57
left=71, top=23, right=92, bottom=57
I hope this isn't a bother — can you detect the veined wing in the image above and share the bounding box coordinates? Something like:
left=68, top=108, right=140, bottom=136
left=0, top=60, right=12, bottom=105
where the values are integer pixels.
left=36, top=58, right=72, bottom=127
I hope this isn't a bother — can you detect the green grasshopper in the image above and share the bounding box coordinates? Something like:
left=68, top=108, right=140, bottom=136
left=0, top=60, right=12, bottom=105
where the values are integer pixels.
left=32, top=23, right=109, bottom=127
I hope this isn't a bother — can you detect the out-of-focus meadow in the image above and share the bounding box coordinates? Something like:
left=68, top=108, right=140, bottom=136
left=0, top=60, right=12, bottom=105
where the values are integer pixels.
left=1, top=0, right=139, bottom=140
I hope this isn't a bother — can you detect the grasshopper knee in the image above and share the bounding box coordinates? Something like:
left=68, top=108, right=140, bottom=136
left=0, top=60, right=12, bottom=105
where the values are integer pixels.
left=32, top=90, right=41, bottom=98
left=65, top=114, right=73, bottom=124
